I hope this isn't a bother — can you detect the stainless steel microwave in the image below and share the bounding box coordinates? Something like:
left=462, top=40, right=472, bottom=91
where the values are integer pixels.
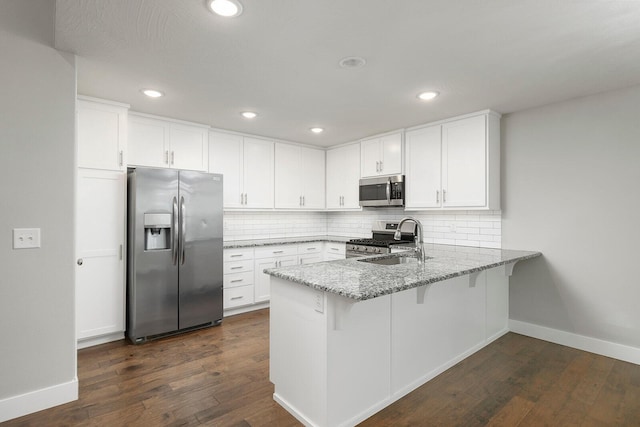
left=359, top=175, right=405, bottom=207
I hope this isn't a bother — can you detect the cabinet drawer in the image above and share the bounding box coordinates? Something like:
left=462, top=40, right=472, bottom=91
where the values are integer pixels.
left=223, top=271, right=254, bottom=289
left=298, top=242, right=323, bottom=254
left=254, top=244, right=298, bottom=259
left=324, top=242, right=346, bottom=256
left=224, top=285, right=254, bottom=309
left=224, top=259, right=253, bottom=275
left=224, top=247, right=254, bottom=262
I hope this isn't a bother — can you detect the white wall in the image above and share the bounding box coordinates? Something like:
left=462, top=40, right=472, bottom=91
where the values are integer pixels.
left=0, top=0, right=78, bottom=421
left=502, top=84, right=640, bottom=355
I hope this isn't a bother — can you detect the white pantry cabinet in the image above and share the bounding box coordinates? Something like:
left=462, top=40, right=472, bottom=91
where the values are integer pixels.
left=209, top=132, right=274, bottom=209
left=326, top=143, right=361, bottom=210
left=77, top=96, right=129, bottom=171
left=128, top=113, right=209, bottom=171
left=360, top=132, right=402, bottom=177
left=76, top=168, right=126, bottom=346
left=274, top=143, right=325, bottom=209
left=405, top=111, right=500, bottom=210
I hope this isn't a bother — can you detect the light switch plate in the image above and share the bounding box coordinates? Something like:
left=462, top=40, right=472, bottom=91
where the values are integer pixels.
left=13, top=228, right=41, bottom=249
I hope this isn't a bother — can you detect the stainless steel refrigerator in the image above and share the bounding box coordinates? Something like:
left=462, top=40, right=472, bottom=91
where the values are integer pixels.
left=126, top=167, right=223, bottom=343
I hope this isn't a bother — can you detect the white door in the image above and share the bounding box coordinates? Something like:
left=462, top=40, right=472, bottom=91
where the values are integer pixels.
left=170, top=124, right=208, bottom=171
left=243, top=137, right=274, bottom=208
left=301, top=147, right=325, bottom=209
left=209, top=131, right=244, bottom=208
left=77, top=101, right=126, bottom=171
left=442, top=115, right=487, bottom=207
left=405, top=126, right=442, bottom=208
left=128, top=116, right=170, bottom=168
left=76, top=169, right=125, bottom=340
left=361, top=139, right=381, bottom=177
left=380, top=133, right=402, bottom=175
left=274, top=143, right=302, bottom=208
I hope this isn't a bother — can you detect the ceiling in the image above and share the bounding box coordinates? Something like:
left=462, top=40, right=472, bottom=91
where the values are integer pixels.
left=55, top=0, right=640, bottom=147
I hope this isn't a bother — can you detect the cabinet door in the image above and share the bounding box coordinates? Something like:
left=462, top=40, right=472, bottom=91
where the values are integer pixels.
left=254, top=258, right=277, bottom=303
left=380, top=132, right=402, bottom=175
left=299, top=254, right=323, bottom=264
left=243, top=137, right=274, bottom=208
left=442, top=115, right=487, bottom=207
left=301, top=147, right=325, bottom=209
left=170, top=124, right=208, bottom=171
left=128, top=116, right=170, bottom=168
left=327, top=144, right=360, bottom=209
left=361, top=139, right=381, bottom=177
left=274, top=143, right=302, bottom=208
left=209, top=131, right=244, bottom=208
left=76, top=169, right=125, bottom=340
left=405, top=126, right=442, bottom=208
left=77, top=100, right=126, bottom=171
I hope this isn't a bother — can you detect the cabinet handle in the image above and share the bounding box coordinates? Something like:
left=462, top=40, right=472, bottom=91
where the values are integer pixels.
left=302, top=195, right=305, bottom=206
left=307, top=247, right=316, bottom=251
left=330, top=247, right=339, bottom=251
left=273, top=250, right=284, bottom=254
left=436, top=190, right=440, bottom=203
left=375, top=161, right=380, bottom=172
left=171, top=151, right=175, bottom=165
left=230, top=296, right=243, bottom=300
left=380, top=161, right=383, bottom=172
left=244, top=193, right=248, bottom=205
left=443, top=189, right=447, bottom=203
left=230, top=279, right=244, bottom=283
left=230, top=254, right=243, bottom=258
left=77, top=258, right=83, bottom=266
left=231, top=266, right=243, bottom=270
left=119, top=150, right=124, bottom=167
left=165, top=150, right=169, bottom=164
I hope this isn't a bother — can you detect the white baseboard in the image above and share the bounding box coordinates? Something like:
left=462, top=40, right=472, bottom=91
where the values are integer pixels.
left=0, top=378, right=78, bottom=423
left=77, top=331, right=125, bottom=349
left=509, top=319, right=640, bottom=365
left=224, top=301, right=269, bottom=318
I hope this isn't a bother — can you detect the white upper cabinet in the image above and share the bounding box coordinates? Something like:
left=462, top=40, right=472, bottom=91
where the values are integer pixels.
left=274, top=143, right=325, bottom=209
left=360, top=132, right=403, bottom=177
left=326, top=143, right=361, bottom=210
left=404, top=111, right=500, bottom=210
left=209, top=131, right=274, bottom=209
left=128, top=113, right=208, bottom=171
left=77, top=97, right=128, bottom=171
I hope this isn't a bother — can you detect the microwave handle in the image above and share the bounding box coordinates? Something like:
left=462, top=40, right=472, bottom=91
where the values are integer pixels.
left=386, top=178, right=391, bottom=204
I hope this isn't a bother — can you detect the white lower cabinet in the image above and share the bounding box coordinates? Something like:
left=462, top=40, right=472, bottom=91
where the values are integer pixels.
left=324, top=242, right=346, bottom=260
left=223, top=248, right=254, bottom=310
left=76, top=168, right=126, bottom=346
left=254, top=244, right=299, bottom=303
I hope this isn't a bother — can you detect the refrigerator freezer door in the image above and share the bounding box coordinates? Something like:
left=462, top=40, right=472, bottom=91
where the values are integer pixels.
left=178, top=171, right=224, bottom=329
left=127, top=168, right=179, bottom=340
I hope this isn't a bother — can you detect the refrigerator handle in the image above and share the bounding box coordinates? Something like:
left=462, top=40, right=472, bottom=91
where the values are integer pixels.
left=180, top=196, right=186, bottom=265
left=172, top=197, right=179, bottom=265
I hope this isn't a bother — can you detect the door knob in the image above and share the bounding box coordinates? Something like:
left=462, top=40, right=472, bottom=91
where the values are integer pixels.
left=77, top=258, right=83, bottom=266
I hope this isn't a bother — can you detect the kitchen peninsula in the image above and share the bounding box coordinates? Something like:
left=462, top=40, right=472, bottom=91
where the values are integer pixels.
left=265, top=244, right=541, bottom=427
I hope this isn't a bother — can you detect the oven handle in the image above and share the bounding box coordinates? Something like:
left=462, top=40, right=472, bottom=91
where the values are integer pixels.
left=386, top=178, right=391, bottom=204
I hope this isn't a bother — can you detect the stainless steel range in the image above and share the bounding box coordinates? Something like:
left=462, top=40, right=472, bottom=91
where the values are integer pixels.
left=346, top=220, right=417, bottom=258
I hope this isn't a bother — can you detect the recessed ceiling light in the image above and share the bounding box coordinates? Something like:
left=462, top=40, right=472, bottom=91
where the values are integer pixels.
left=208, top=0, right=243, bottom=17
left=241, top=111, right=257, bottom=119
left=141, top=89, right=164, bottom=98
left=339, top=56, right=366, bottom=69
left=310, top=127, right=324, bottom=134
left=417, top=91, right=439, bottom=101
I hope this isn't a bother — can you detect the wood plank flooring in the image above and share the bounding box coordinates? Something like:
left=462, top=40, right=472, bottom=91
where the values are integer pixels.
left=5, top=309, right=640, bottom=426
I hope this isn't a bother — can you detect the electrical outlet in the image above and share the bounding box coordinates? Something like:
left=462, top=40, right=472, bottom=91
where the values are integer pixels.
left=314, top=291, right=324, bottom=313
left=13, top=228, right=41, bottom=249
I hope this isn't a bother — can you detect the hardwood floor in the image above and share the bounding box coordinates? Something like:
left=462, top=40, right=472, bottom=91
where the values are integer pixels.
left=5, top=309, right=640, bottom=426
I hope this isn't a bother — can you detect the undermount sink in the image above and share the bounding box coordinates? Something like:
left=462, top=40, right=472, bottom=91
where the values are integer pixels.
left=358, top=255, right=425, bottom=266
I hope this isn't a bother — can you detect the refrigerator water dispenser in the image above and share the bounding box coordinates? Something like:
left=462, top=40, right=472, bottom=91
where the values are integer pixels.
left=144, top=213, right=172, bottom=250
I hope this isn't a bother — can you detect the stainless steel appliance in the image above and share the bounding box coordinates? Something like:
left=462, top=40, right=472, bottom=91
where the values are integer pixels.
left=359, top=175, right=405, bottom=207
left=346, top=220, right=416, bottom=258
left=127, top=167, right=223, bottom=343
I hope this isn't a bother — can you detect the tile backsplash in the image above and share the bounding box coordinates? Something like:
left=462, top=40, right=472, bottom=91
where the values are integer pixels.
left=224, top=209, right=501, bottom=249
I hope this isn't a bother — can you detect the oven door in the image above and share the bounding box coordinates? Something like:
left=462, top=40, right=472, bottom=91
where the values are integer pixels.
left=359, top=175, right=404, bottom=207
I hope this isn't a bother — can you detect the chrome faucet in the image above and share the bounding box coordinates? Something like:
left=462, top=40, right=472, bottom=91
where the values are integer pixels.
left=394, top=217, right=426, bottom=263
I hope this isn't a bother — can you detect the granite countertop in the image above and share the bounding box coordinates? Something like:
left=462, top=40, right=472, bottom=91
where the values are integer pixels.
left=264, top=244, right=541, bottom=301
left=223, top=235, right=353, bottom=249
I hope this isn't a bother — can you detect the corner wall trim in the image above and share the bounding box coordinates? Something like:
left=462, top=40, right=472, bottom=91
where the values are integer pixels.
left=0, top=378, right=78, bottom=423
left=509, top=319, right=640, bottom=366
